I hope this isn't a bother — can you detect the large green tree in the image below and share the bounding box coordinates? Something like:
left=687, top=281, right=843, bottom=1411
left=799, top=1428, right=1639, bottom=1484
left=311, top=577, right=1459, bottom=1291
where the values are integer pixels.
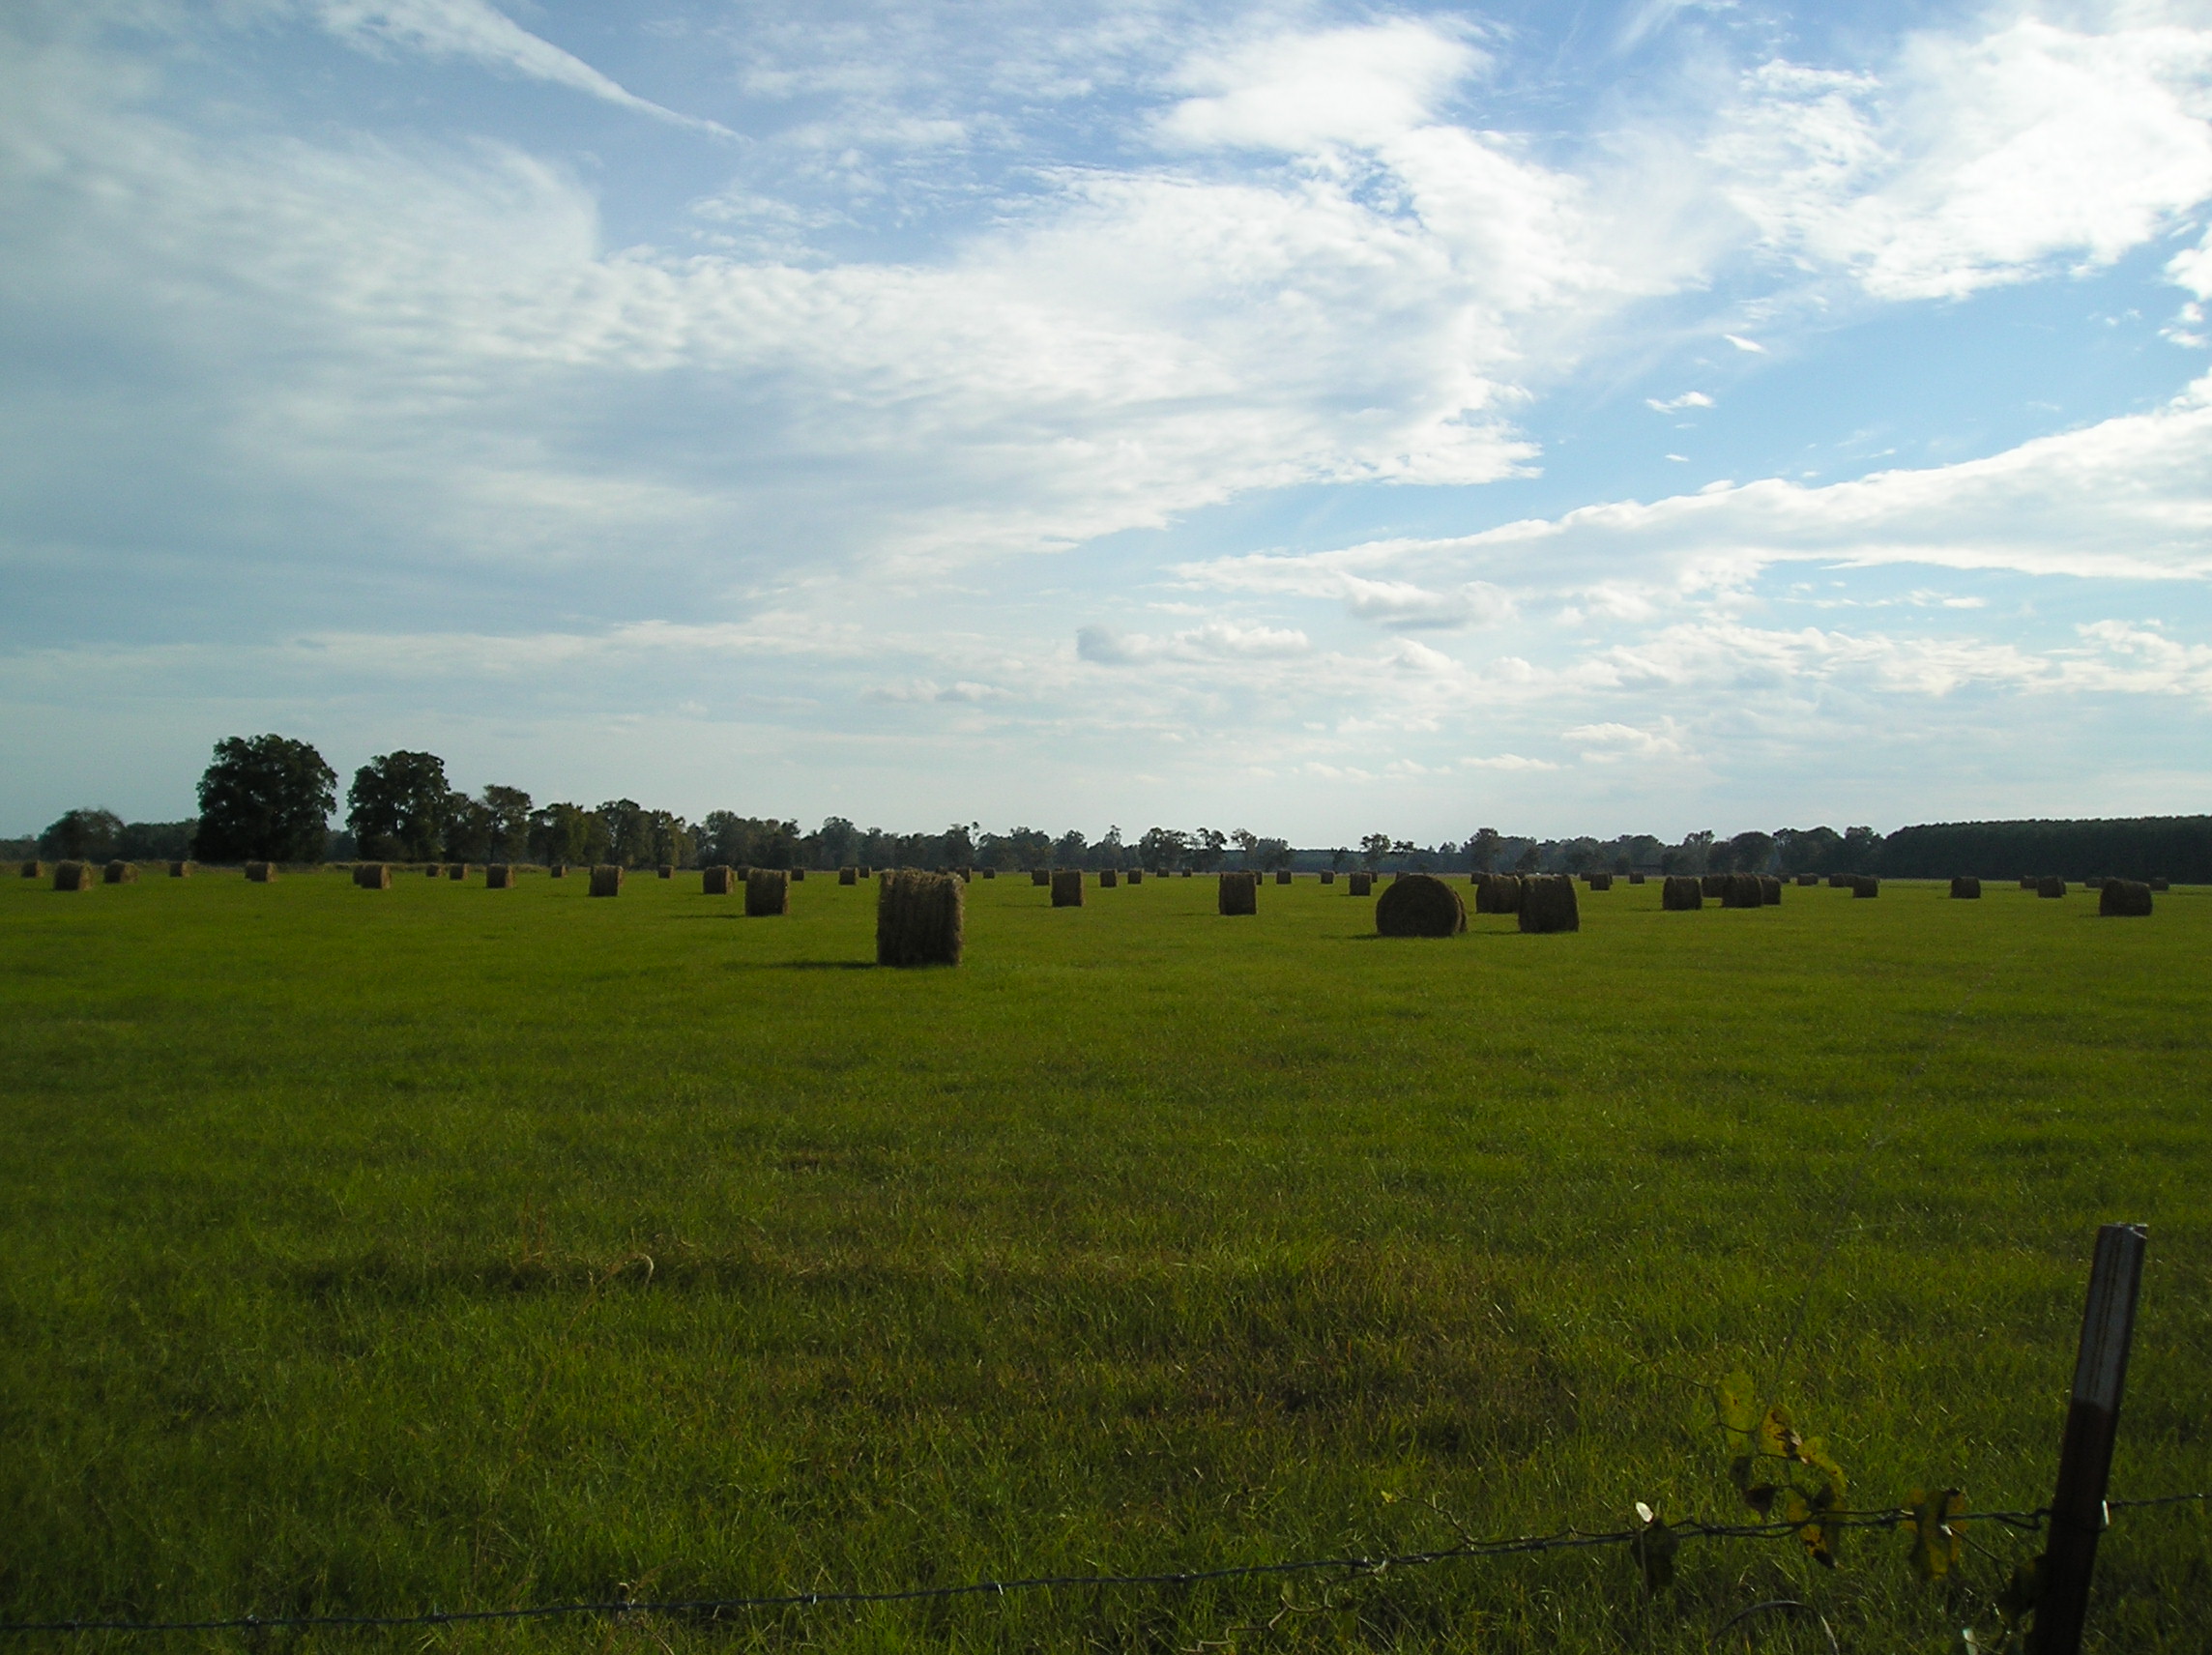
left=193, top=736, right=336, bottom=862
left=346, top=751, right=450, bottom=861
left=40, top=808, right=124, bottom=860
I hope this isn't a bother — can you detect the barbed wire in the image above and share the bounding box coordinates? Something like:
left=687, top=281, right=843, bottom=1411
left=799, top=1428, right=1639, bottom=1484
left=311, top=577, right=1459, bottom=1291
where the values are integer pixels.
left=4, top=1494, right=2203, bottom=1638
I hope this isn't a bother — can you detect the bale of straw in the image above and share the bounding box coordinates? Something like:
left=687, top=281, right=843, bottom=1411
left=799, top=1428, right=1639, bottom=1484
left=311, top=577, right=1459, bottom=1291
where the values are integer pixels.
left=746, top=868, right=791, bottom=916
left=589, top=864, right=623, bottom=897
left=1587, top=872, right=1613, bottom=890
left=1051, top=868, right=1085, bottom=908
left=103, top=859, right=137, bottom=884
left=355, top=863, right=392, bottom=889
left=839, top=866, right=858, bottom=886
left=19, top=861, right=43, bottom=879
left=703, top=865, right=736, bottom=895
left=735, top=866, right=753, bottom=884
left=1218, top=871, right=1258, bottom=915
left=1348, top=872, right=1372, bottom=896
left=1125, top=869, right=1141, bottom=885
left=1320, top=870, right=1334, bottom=885
left=1179, top=868, right=1191, bottom=877
left=448, top=864, right=466, bottom=881
left=1761, top=876, right=1782, bottom=906
left=2037, top=876, right=2066, bottom=898
left=2020, top=876, right=2037, bottom=890
left=1721, top=873, right=1762, bottom=909
left=1374, top=872, right=1466, bottom=937
left=550, top=864, right=567, bottom=879
left=1519, top=874, right=1580, bottom=933
left=1830, top=874, right=1853, bottom=889
left=877, top=869, right=965, bottom=966
left=2151, top=877, right=2170, bottom=891
left=1951, top=877, right=1982, bottom=899
left=1852, top=876, right=1879, bottom=898
left=1701, top=874, right=1728, bottom=897
left=2100, top=878, right=2153, bottom=917
left=1032, top=869, right=1052, bottom=886
left=1269, top=869, right=1287, bottom=885
left=486, top=864, right=515, bottom=889
left=792, top=867, right=807, bottom=882
left=424, top=864, right=439, bottom=877
left=657, top=864, right=674, bottom=880
left=1662, top=875, right=1703, bottom=911
left=247, top=861, right=277, bottom=883
left=169, top=861, right=191, bottom=878
left=1629, top=872, right=1646, bottom=885
left=53, top=860, right=93, bottom=891
left=1489, top=874, right=1525, bottom=915
left=1795, top=874, right=1819, bottom=886
left=859, top=866, right=872, bottom=879
left=1099, top=868, right=1119, bottom=888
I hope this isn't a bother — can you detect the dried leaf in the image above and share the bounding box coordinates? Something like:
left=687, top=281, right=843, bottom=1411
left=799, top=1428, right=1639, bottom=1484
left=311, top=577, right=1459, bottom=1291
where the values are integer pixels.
left=1759, top=1405, right=1801, bottom=1461
left=1906, top=1488, right=1966, bottom=1582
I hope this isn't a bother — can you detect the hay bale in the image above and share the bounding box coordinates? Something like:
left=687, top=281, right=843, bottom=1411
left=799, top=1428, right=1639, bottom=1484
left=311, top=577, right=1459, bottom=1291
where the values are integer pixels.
left=983, top=868, right=996, bottom=880
left=657, top=864, right=674, bottom=880
left=2037, top=876, right=2066, bottom=898
left=354, top=863, right=392, bottom=889
left=746, top=868, right=791, bottom=915
left=19, top=860, right=42, bottom=879
left=1348, top=872, right=1372, bottom=896
left=2018, top=877, right=2036, bottom=889
left=2150, top=877, right=2169, bottom=891
left=1852, top=876, right=1879, bottom=898
left=877, top=869, right=964, bottom=966
left=1374, top=872, right=1466, bottom=937
left=839, top=866, right=858, bottom=886
left=1701, top=873, right=1728, bottom=897
left=2100, top=878, right=2153, bottom=917
left=103, top=859, right=138, bottom=884
left=792, top=867, right=806, bottom=882
left=424, top=864, right=439, bottom=878
left=1586, top=872, right=1613, bottom=891
left=52, top=860, right=93, bottom=891
left=1125, top=868, right=1141, bottom=885
left=1795, top=873, right=1819, bottom=886
left=703, top=865, right=736, bottom=895
left=486, top=863, right=515, bottom=889
left=1629, top=872, right=1646, bottom=885
left=247, top=861, right=277, bottom=883
left=1480, top=874, right=1524, bottom=915
left=1275, top=869, right=1292, bottom=885
left=589, top=864, right=624, bottom=897
left=859, top=866, right=872, bottom=880
left=1761, top=876, right=1782, bottom=905
left=1032, top=869, right=1052, bottom=886
left=1099, top=868, right=1119, bottom=888
left=169, top=860, right=191, bottom=878
left=1662, top=875, right=1703, bottom=911
left=1319, top=870, right=1334, bottom=886
left=1518, top=874, right=1580, bottom=934
left=1830, top=874, right=1853, bottom=889
left=1218, top=871, right=1258, bottom=915
left=1950, top=876, right=1982, bottom=899
left=1721, top=873, right=1762, bottom=909
left=1051, top=868, right=1084, bottom=907
left=1179, top=868, right=1191, bottom=878
left=448, top=864, right=467, bottom=881
left=549, top=863, right=566, bottom=879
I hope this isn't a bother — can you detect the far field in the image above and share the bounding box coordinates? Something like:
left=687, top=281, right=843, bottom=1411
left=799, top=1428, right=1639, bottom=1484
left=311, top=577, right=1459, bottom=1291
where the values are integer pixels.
left=2, top=869, right=2208, bottom=1651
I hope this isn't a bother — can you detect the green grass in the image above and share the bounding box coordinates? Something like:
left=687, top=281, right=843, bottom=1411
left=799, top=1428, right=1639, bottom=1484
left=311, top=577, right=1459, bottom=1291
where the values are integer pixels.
left=3, top=868, right=2209, bottom=1652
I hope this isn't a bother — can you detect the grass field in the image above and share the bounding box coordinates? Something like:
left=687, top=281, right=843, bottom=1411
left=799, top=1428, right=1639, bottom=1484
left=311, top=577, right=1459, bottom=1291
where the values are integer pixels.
left=3, top=868, right=2209, bottom=1652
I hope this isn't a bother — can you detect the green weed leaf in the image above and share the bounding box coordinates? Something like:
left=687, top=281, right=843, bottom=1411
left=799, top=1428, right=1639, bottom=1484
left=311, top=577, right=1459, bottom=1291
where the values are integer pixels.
left=1906, top=1488, right=1965, bottom=1582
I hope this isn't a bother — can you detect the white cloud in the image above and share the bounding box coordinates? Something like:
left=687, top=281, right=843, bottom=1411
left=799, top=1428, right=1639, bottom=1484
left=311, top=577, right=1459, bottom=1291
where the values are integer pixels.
left=1646, top=391, right=1715, bottom=412
left=1724, top=333, right=1767, bottom=352
left=1156, top=19, right=1483, bottom=153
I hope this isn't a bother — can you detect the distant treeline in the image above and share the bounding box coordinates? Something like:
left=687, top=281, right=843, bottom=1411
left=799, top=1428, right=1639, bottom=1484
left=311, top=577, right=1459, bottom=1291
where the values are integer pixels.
left=1880, top=817, right=2212, bottom=883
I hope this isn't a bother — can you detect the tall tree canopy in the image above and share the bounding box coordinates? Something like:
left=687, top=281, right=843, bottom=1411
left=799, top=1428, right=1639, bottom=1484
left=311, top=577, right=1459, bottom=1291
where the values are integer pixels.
left=193, top=735, right=335, bottom=862
left=345, top=750, right=450, bottom=861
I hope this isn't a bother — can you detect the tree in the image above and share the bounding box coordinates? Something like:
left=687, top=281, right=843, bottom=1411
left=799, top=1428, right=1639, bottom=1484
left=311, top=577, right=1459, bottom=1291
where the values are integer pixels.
left=346, top=751, right=449, bottom=861
left=1097, top=825, right=1125, bottom=870
left=1054, top=828, right=1088, bottom=867
left=1192, top=828, right=1227, bottom=872
left=1138, top=827, right=1186, bottom=873
left=1729, top=830, right=1775, bottom=874
left=530, top=802, right=602, bottom=866
left=1329, top=847, right=1349, bottom=873
left=1359, top=832, right=1391, bottom=874
left=443, top=792, right=493, bottom=861
left=40, top=808, right=123, bottom=860
left=818, top=817, right=858, bottom=868
left=197, top=735, right=336, bottom=862
left=944, top=822, right=978, bottom=867
left=1466, top=828, right=1503, bottom=872
left=1231, top=828, right=1261, bottom=870
left=1513, top=842, right=1541, bottom=874
left=480, top=786, right=534, bottom=859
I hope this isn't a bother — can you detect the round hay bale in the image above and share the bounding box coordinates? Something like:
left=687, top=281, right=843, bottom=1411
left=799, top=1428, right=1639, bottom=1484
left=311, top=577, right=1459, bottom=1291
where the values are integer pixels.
left=1124, top=868, right=1141, bottom=884
left=1032, top=869, right=1052, bottom=886
left=1586, top=872, right=1613, bottom=890
left=1761, top=876, right=1782, bottom=905
left=486, top=863, right=515, bottom=889
left=859, top=866, right=872, bottom=879
left=1795, top=873, right=1819, bottom=886
left=792, top=867, right=807, bottom=882
left=103, top=859, right=138, bottom=885
left=1950, top=876, right=1982, bottom=898
left=1274, top=869, right=1292, bottom=885
left=354, top=863, right=392, bottom=889
left=702, top=865, right=736, bottom=895
left=1319, top=870, right=1334, bottom=885
left=1050, top=868, right=1084, bottom=907
left=1701, top=873, right=1728, bottom=897
left=983, top=867, right=997, bottom=880
left=169, top=860, right=191, bottom=878
left=1629, top=872, right=1646, bottom=885
left=1179, top=868, right=1192, bottom=878
left=1852, top=876, right=1879, bottom=897
left=424, top=864, right=440, bottom=878
left=1347, top=872, right=1372, bottom=896
left=1662, top=875, right=1703, bottom=911
left=589, top=863, right=623, bottom=897
left=448, top=864, right=467, bottom=881
left=549, top=863, right=567, bottom=879
left=656, top=864, right=674, bottom=880
left=1830, top=874, right=1853, bottom=889
left=19, top=860, right=43, bottom=879
left=745, top=868, right=791, bottom=915
left=1488, top=874, right=1525, bottom=914
left=2100, top=878, right=2153, bottom=916
left=2037, top=876, right=2066, bottom=898
left=877, top=869, right=964, bottom=966
left=1374, top=872, right=1466, bottom=937
left=2020, top=877, right=2037, bottom=890
left=52, top=860, right=93, bottom=891
left=247, top=861, right=277, bottom=883
left=1217, top=871, right=1258, bottom=915
left=839, top=866, right=858, bottom=886
left=1518, top=874, right=1580, bottom=934
left=1099, top=868, right=1119, bottom=888
left=2150, top=877, right=2169, bottom=891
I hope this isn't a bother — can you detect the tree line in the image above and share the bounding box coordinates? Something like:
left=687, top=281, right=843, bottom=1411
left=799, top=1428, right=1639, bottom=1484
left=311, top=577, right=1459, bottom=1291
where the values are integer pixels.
left=9, top=734, right=2205, bottom=884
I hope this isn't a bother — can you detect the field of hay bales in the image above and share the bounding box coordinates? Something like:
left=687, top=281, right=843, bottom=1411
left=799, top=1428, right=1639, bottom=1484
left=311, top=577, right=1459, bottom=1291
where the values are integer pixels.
left=3, top=872, right=2210, bottom=1651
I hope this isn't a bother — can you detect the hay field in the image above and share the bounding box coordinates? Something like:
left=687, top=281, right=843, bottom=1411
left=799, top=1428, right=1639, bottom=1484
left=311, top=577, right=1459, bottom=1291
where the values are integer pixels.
left=3, top=872, right=2209, bottom=1651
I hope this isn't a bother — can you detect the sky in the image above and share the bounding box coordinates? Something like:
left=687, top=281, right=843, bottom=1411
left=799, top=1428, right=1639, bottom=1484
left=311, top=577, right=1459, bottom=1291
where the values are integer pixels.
left=4, top=0, right=2210, bottom=844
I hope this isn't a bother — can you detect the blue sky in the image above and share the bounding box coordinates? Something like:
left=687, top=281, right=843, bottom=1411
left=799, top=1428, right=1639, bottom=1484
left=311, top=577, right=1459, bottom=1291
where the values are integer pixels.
left=4, top=0, right=2210, bottom=843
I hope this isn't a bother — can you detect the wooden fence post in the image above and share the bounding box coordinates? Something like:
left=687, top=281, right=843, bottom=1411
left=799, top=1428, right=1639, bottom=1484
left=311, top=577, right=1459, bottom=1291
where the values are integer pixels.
left=2027, top=1222, right=2147, bottom=1655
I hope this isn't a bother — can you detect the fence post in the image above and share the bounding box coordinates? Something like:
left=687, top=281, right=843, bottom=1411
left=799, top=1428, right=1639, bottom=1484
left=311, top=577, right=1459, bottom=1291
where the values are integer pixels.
left=2027, top=1222, right=2147, bottom=1655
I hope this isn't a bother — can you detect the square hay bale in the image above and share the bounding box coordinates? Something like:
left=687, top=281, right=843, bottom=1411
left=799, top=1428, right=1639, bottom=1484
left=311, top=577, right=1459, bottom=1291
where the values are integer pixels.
left=1274, top=869, right=1292, bottom=885
left=1032, top=869, right=1052, bottom=886
left=246, top=861, right=277, bottom=883
left=19, top=861, right=43, bottom=879
left=746, top=868, right=791, bottom=916
left=1099, top=868, right=1119, bottom=888
left=1852, top=876, right=1879, bottom=897
left=169, top=861, right=191, bottom=878
left=354, top=863, right=392, bottom=889
left=1951, top=876, right=1982, bottom=898
left=2151, top=877, right=2170, bottom=891
left=1761, top=876, right=1782, bottom=905
left=1348, top=872, right=1372, bottom=896
left=1518, top=874, right=1580, bottom=933
left=839, top=866, right=858, bottom=886
left=103, top=859, right=138, bottom=884
left=1586, top=872, right=1613, bottom=890
left=53, top=860, right=93, bottom=891
left=1662, top=875, right=1703, bottom=911
left=877, top=869, right=965, bottom=966
left=1218, top=871, right=1258, bottom=915
left=1124, top=868, right=1141, bottom=885
left=1701, top=873, right=1728, bottom=897
left=1629, top=872, right=1646, bottom=885
left=1795, top=873, right=1819, bottom=886
left=1721, top=873, right=1763, bottom=909
left=448, top=864, right=467, bottom=881
left=589, top=864, right=624, bottom=897
left=2100, top=878, right=2153, bottom=916
left=2037, top=876, right=2066, bottom=898
left=1051, top=868, right=1084, bottom=907
left=703, top=865, right=736, bottom=895
left=657, top=864, right=674, bottom=880
left=486, top=864, right=515, bottom=889
left=1375, top=872, right=1465, bottom=936
left=1319, top=870, right=1334, bottom=885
